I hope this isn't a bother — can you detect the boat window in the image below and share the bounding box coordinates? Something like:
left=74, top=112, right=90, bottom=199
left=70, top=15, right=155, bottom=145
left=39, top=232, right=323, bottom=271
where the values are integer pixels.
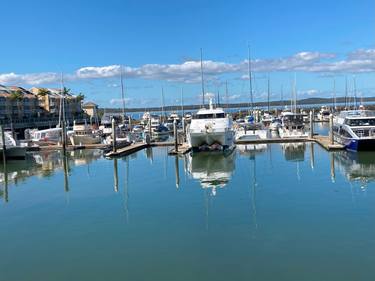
left=345, top=118, right=375, bottom=126
left=194, top=113, right=225, bottom=119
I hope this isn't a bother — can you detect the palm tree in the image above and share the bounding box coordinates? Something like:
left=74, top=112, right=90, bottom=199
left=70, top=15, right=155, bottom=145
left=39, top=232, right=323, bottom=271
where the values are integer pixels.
left=9, top=90, right=23, bottom=119
left=76, top=93, right=85, bottom=102
left=37, top=88, right=50, bottom=97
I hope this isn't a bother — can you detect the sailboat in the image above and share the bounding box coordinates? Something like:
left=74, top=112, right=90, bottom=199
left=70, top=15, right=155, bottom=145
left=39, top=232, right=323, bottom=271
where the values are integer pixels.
left=235, top=45, right=268, bottom=141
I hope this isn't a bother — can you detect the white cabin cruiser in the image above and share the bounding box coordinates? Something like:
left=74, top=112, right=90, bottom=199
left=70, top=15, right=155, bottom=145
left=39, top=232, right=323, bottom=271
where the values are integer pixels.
left=278, top=112, right=308, bottom=138
left=187, top=99, right=234, bottom=150
left=333, top=110, right=375, bottom=151
left=317, top=106, right=330, bottom=121
left=70, top=120, right=101, bottom=146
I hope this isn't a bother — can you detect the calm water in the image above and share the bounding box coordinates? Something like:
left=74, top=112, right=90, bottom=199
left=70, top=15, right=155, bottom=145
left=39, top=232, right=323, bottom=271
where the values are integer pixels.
left=0, top=145, right=374, bottom=281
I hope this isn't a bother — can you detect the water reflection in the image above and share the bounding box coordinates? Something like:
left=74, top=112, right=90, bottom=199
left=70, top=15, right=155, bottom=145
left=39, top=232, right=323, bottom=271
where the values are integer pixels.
left=333, top=151, right=375, bottom=190
left=281, top=143, right=306, bottom=162
left=185, top=150, right=235, bottom=195
left=0, top=149, right=102, bottom=201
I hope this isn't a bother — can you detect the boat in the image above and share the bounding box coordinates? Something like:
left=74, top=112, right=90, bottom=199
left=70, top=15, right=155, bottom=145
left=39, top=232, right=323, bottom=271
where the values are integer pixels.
left=187, top=99, right=235, bottom=150
left=153, top=124, right=171, bottom=137
left=0, top=131, right=26, bottom=160
left=29, top=128, right=62, bottom=143
left=317, top=106, right=331, bottom=121
left=261, top=111, right=273, bottom=127
left=333, top=110, right=375, bottom=151
left=69, top=120, right=101, bottom=145
left=278, top=111, right=308, bottom=138
left=235, top=122, right=268, bottom=141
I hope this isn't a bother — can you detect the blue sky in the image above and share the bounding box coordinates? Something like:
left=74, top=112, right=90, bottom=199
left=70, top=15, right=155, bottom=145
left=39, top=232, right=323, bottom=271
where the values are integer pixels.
left=1, top=0, right=375, bottom=108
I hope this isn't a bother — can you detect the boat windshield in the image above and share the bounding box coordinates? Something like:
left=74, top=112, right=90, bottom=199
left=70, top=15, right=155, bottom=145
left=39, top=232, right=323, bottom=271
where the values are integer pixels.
left=345, top=118, right=375, bottom=126
left=194, top=113, right=225, bottom=119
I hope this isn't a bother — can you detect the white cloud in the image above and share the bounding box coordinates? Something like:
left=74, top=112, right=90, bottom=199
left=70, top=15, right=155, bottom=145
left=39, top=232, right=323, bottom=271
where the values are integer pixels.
left=1, top=48, right=375, bottom=86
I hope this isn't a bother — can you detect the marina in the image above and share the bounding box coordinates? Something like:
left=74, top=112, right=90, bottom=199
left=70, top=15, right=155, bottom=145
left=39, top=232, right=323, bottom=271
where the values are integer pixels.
left=2, top=1, right=375, bottom=279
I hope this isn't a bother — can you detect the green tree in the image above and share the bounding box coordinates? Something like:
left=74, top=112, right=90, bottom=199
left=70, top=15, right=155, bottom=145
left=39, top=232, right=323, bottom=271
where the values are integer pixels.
left=76, top=93, right=85, bottom=102
left=9, top=90, right=23, bottom=118
left=62, top=87, right=71, bottom=95
left=37, top=88, right=50, bottom=96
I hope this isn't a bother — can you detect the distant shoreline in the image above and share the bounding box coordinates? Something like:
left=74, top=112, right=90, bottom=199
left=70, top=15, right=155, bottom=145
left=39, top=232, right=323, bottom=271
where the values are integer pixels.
left=101, top=96, right=375, bottom=113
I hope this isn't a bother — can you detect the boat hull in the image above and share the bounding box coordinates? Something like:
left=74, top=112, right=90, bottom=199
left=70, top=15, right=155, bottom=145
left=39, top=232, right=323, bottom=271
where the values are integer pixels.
left=0, top=147, right=26, bottom=160
left=188, top=130, right=234, bottom=149
left=70, top=135, right=101, bottom=146
left=340, top=138, right=375, bottom=151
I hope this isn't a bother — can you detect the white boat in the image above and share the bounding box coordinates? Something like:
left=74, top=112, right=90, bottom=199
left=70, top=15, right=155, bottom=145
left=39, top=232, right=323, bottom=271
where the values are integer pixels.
left=333, top=110, right=375, bottom=151
left=0, top=131, right=26, bottom=160
left=187, top=99, right=235, bottom=150
left=278, top=112, right=308, bottom=138
left=235, top=122, right=268, bottom=141
left=69, top=121, right=101, bottom=145
left=30, top=128, right=62, bottom=143
left=261, top=112, right=273, bottom=127
left=317, top=106, right=331, bottom=121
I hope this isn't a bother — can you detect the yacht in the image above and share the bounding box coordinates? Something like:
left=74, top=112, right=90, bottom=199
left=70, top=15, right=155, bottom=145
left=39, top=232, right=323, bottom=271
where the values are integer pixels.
left=317, top=106, right=331, bottom=121
left=333, top=110, right=375, bottom=151
left=187, top=99, right=235, bottom=150
left=278, top=111, right=308, bottom=138
left=0, top=131, right=26, bottom=160
left=69, top=120, right=101, bottom=146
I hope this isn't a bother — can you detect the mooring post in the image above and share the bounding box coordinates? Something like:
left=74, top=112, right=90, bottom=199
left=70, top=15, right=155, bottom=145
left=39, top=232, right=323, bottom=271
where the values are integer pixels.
left=174, top=119, right=178, bottom=152
left=329, top=114, right=334, bottom=145
left=112, top=118, right=117, bottom=153
left=309, top=111, right=314, bottom=138
left=0, top=125, right=7, bottom=163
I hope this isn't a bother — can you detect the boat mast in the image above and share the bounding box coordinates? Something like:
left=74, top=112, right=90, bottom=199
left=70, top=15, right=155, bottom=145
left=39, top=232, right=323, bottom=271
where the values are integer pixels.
left=217, top=90, right=220, bottom=106
left=345, top=76, right=348, bottom=109
left=353, top=76, right=357, bottom=109
left=280, top=85, right=284, bottom=109
left=248, top=44, right=254, bottom=113
left=161, top=87, right=165, bottom=122
left=120, top=65, right=126, bottom=121
left=267, top=74, right=270, bottom=112
left=225, top=80, right=229, bottom=110
left=333, top=78, right=336, bottom=112
left=200, top=48, right=205, bottom=107
left=293, top=73, right=297, bottom=113
left=180, top=88, right=184, bottom=117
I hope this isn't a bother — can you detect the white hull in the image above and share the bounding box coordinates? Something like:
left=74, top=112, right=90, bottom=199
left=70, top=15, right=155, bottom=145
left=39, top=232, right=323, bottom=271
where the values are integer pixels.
left=188, top=130, right=234, bottom=148
left=70, top=135, right=101, bottom=146
left=278, top=128, right=308, bottom=138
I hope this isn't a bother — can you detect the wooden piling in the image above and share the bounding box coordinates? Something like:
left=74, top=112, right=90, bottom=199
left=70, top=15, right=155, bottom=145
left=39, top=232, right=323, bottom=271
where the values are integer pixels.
left=329, top=114, right=334, bottom=145
left=0, top=125, right=6, bottom=163
left=309, top=111, right=313, bottom=138
left=173, top=119, right=178, bottom=152
left=112, top=118, right=117, bottom=152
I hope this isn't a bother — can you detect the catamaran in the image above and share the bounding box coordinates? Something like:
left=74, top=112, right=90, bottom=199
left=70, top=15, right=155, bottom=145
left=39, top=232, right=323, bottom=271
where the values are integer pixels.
left=187, top=99, right=235, bottom=150
left=333, top=110, right=375, bottom=151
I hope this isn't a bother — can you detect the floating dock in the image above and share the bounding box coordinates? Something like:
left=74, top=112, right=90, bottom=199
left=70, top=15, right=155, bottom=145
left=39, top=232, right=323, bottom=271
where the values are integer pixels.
left=105, top=143, right=148, bottom=158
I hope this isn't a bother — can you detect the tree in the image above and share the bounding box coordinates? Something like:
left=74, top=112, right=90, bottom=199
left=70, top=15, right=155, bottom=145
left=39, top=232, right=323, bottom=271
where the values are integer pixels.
left=62, top=87, right=71, bottom=95
left=9, top=90, right=23, bottom=119
left=37, top=88, right=50, bottom=96
left=76, top=93, right=85, bottom=102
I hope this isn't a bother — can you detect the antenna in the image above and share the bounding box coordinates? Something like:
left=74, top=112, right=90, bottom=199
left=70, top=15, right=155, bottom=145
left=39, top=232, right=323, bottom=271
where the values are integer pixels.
left=248, top=44, right=254, bottom=113
left=200, top=48, right=205, bottom=107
